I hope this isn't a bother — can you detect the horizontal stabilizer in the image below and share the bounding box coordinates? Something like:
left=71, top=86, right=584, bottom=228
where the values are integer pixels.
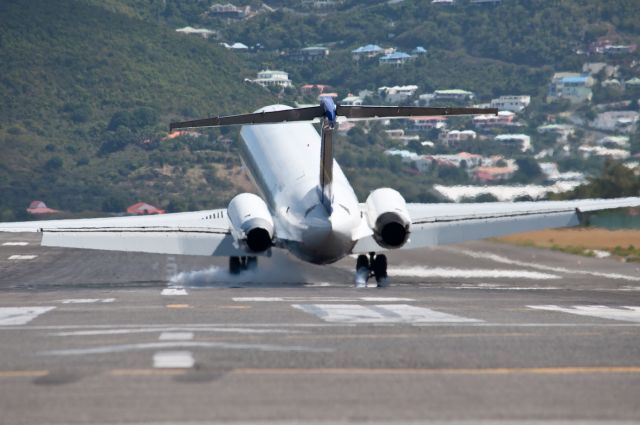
left=170, top=104, right=497, bottom=130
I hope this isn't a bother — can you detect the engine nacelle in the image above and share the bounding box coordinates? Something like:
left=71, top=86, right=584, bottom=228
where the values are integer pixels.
left=365, top=188, right=411, bottom=249
left=227, top=193, right=274, bottom=252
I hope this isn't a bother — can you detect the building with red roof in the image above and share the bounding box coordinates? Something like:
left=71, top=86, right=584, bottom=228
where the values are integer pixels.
left=126, top=202, right=165, bottom=215
left=26, top=201, right=60, bottom=215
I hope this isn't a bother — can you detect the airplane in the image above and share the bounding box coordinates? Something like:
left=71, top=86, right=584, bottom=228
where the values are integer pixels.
left=1, top=97, right=639, bottom=287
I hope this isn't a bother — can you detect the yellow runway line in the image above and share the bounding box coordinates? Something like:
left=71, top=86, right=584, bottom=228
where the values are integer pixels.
left=0, top=370, right=49, bottom=378
left=165, top=304, right=191, bottom=309
left=231, top=366, right=640, bottom=376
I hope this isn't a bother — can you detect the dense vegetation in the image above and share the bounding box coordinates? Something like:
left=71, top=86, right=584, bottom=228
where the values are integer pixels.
left=0, top=0, right=274, bottom=220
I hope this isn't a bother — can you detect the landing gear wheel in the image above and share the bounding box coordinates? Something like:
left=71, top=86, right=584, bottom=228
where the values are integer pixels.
left=229, top=256, right=242, bottom=274
left=372, top=254, right=388, bottom=287
left=245, top=256, right=258, bottom=271
left=354, top=254, right=370, bottom=288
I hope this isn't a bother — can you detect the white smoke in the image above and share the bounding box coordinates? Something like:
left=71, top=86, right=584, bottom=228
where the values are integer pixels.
left=169, top=252, right=314, bottom=288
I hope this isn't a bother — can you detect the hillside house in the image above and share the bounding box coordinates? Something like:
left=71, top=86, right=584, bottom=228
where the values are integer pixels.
left=301, top=84, right=331, bottom=95
left=413, top=46, right=427, bottom=55
left=433, top=89, right=474, bottom=103
left=490, top=95, right=530, bottom=113
left=352, top=44, right=384, bottom=60
left=410, top=116, right=448, bottom=130
left=127, top=202, right=165, bottom=215
left=537, top=124, right=575, bottom=142
left=590, top=111, right=639, bottom=132
left=494, top=134, right=532, bottom=152
left=473, top=166, right=516, bottom=182
left=379, top=52, right=414, bottom=66
left=378, top=85, right=418, bottom=103
left=253, top=70, right=292, bottom=88
left=207, top=3, right=251, bottom=19
left=442, top=130, right=477, bottom=146
left=26, top=200, right=59, bottom=215
left=547, top=73, right=594, bottom=103
left=473, top=111, right=515, bottom=128
left=290, top=46, right=329, bottom=62
left=341, top=95, right=363, bottom=106
left=578, top=145, right=630, bottom=160
left=175, top=26, right=217, bottom=39
left=596, top=135, right=629, bottom=148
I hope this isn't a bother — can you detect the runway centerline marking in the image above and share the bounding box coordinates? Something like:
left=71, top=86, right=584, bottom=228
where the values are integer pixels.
left=51, top=327, right=303, bottom=336
left=159, top=332, right=194, bottom=341
left=445, top=247, right=640, bottom=282
left=2, top=242, right=29, bottom=246
left=0, top=370, right=49, bottom=378
left=529, top=305, right=640, bottom=323
left=153, top=351, right=194, bottom=368
left=8, top=255, right=37, bottom=260
left=161, top=288, right=188, bottom=296
left=0, top=307, right=56, bottom=326
left=58, top=298, right=115, bottom=304
left=292, top=304, right=481, bottom=324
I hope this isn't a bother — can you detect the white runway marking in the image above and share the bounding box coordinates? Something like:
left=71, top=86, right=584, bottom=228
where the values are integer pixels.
left=445, top=247, right=640, bottom=282
left=529, top=305, right=640, bottom=323
left=8, top=255, right=37, bottom=260
left=292, top=304, right=482, bottom=324
left=41, top=341, right=332, bottom=356
left=389, top=267, right=559, bottom=280
left=52, top=327, right=304, bottom=336
left=159, top=332, right=194, bottom=341
left=0, top=307, right=56, bottom=325
left=2, top=242, right=28, bottom=246
left=234, top=297, right=415, bottom=302
left=59, top=298, right=115, bottom=304
left=161, top=288, right=188, bottom=296
left=153, top=351, right=194, bottom=368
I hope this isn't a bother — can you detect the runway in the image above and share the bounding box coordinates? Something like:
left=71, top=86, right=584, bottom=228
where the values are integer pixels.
left=1, top=232, right=639, bottom=424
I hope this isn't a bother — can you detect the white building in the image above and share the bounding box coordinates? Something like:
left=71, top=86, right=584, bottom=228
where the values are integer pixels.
left=175, top=26, right=217, bottom=39
left=378, top=85, right=419, bottom=104
left=253, top=70, right=292, bottom=88
left=490, top=95, right=531, bottom=113
left=442, top=130, right=477, bottom=145
left=578, top=145, right=630, bottom=160
left=433, top=89, right=474, bottom=102
left=341, top=95, right=363, bottom=106
left=590, top=111, right=639, bottom=133
left=495, top=134, right=532, bottom=152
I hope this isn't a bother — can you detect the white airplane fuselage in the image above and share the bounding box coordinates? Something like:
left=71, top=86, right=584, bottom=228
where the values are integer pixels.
left=239, top=106, right=362, bottom=264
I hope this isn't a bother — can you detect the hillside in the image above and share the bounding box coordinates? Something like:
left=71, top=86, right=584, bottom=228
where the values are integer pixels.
left=0, top=0, right=275, bottom=220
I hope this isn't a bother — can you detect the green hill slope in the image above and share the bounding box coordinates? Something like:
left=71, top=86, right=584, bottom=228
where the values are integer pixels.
left=0, top=0, right=274, bottom=219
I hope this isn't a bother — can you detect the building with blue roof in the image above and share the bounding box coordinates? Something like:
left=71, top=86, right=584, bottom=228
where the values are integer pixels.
left=379, top=51, right=414, bottom=66
left=351, top=44, right=385, bottom=60
left=547, top=72, right=594, bottom=103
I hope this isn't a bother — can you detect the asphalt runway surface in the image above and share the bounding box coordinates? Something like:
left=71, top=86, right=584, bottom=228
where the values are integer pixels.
left=1, top=232, right=640, bottom=425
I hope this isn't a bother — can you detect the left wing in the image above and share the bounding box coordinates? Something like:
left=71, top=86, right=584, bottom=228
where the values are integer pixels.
left=0, top=210, right=261, bottom=257
left=353, top=197, right=640, bottom=253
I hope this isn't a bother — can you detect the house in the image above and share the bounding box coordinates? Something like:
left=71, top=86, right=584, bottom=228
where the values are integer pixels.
left=490, top=95, right=531, bottom=113
left=341, top=95, right=363, bottom=106
left=495, top=134, right=532, bottom=152
left=290, top=46, right=330, bottom=62
left=547, top=72, right=594, bottom=103
left=410, top=116, right=447, bottom=130
left=175, top=26, right=217, bottom=39
left=578, top=145, right=630, bottom=160
left=384, top=129, right=420, bottom=144
left=537, top=124, right=575, bottom=142
left=253, top=70, right=292, bottom=88
left=351, top=44, right=384, bottom=60
left=590, top=111, right=639, bottom=132
left=26, top=200, right=59, bottom=215
left=221, top=42, right=249, bottom=50
left=207, top=3, right=251, bottom=19
left=426, top=153, right=483, bottom=168
left=596, top=135, right=629, bottom=148
left=442, top=130, right=477, bottom=146
left=433, top=89, right=474, bottom=103
left=473, top=166, right=516, bottom=182
left=431, top=0, right=454, bottom=4
left=378, top=85, right=418, bottom=103
left=412, top=46, right=427, bottom=55
left=301, top=84, right=332, bottom=95
left=473, top=111, right=515, bottom=128
left=379, top=52, right=414, bottom=66
left=127, top=202, right=165, bottom=215
left=582, top=62, right=618, bottom=78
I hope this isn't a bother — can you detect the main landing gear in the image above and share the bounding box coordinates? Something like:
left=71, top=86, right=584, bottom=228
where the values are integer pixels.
left=355, top=252, right=388, bottom=288
left=229, top=256, right=258, bottom=274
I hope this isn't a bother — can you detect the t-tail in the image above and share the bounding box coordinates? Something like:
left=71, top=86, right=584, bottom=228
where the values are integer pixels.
left=170, top=100, right=498, bottom=215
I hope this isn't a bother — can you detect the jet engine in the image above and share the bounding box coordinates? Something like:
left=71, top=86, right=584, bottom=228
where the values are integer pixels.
left=365, top=188, right=411, bottom=249
left=227, top=193, right=274, bottom=252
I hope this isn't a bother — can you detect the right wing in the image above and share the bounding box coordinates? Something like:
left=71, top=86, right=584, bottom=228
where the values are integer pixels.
left=353, top=197, right=640, bottom=253
left=0, top=209, right=264, bottom=257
